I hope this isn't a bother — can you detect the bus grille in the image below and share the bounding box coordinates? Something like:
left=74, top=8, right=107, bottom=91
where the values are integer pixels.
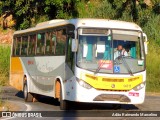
left=97, top=89, right=129, bottom=92
left=102, top=78, right=124, bottom=82
left=93, top=94, right=131, bottom=102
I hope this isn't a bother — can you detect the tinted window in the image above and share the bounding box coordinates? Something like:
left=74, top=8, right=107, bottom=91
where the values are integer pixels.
left=37, top=33, right=45, bottom=55
left=56, top=29, right=66, bottom=55
left=28, top=35, right=36, bottom=55
left=16, top=37, right=21, bottom=56
left=21, top=36, right=28, bottom=55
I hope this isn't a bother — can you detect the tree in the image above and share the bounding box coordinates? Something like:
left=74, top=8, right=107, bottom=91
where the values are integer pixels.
left=44, top=0, right=78, bottom=19
left=0, top=0, right=159, bottom=32
left=0, top=0, right=15, bottom=29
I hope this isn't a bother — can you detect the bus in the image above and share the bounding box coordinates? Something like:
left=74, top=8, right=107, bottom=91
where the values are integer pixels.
left=10, top=19, right=148, bottom=110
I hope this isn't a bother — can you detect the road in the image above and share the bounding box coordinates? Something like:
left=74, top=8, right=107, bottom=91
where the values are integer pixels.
left=0, top=86, right=160, bottom=120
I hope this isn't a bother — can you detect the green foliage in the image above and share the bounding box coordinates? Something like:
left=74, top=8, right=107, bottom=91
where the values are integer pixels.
left=0, top=0, right=77, bottom=29
left=0, top=0, right=159, bottom=30
left=0, top=1, right=3, bottom=15
left=146, top=41, right=160, bottom=92
left=76, top=0, right=116, bottom=18
left=153, top=1, right=160, bottom=14
left=20, top=18, right=30, bottom=30
left=75, top=1, right=87, bottom=18
left=143, top=14, right=160, bottom=45
left=0, top=45, right=10, bottom=86
left=95, top=0, right=116, bottom=19
left=137, top=8, right=152, bottom=26
left=36, top=15, right=49, bottom=24
left=0, top=0, right=15, bottom=18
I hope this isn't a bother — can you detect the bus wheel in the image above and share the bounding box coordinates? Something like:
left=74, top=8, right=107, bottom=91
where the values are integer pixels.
left=60, top=84, right=69, bottom=110
left=23, top=82, right=33, bottom=102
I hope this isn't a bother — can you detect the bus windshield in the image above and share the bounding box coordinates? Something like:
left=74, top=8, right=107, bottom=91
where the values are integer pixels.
left=77, top=28, right=145, bottom=74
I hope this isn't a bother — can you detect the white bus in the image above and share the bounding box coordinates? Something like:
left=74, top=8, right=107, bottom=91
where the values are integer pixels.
left=10, top=19, right=148, bottom=110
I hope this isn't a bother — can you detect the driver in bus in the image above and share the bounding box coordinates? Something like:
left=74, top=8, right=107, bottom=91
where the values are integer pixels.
left=114, top=44, right=128, bottom=59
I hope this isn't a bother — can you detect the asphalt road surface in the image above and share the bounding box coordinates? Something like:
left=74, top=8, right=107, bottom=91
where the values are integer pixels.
left=0, top=86, right=160, bottom=120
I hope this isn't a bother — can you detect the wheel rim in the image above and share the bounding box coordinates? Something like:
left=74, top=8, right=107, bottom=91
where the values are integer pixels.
left=24, top=84, right=28, bottom=99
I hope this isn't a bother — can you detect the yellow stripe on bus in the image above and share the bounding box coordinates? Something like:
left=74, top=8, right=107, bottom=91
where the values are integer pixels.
left=81, top=73, right=142, bottom=91
left=10, top=57, right=24, bottom=90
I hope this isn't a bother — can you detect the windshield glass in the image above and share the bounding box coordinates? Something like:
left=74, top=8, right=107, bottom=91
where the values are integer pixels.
left=76, top=28, right=145, bottom=74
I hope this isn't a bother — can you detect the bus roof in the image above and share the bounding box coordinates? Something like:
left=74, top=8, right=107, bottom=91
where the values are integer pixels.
left=14, top=18, right=142, bottom=35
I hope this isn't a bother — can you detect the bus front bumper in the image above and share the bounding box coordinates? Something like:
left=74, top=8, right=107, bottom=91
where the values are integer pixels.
left=65, top=80, right=145, bottom=104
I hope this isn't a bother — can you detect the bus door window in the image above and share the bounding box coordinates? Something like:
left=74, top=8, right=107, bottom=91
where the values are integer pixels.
left=37, top=33, right=45, bottom=55
left=21, top=36, right=28, bottom=56
left=66, top=37, right=74, bottom=71
left=56, top=29, right=67, bottom=55
left=29, top=35, right=36, bottom=55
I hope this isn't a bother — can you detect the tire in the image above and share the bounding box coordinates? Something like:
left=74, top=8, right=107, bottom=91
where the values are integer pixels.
left=23, top=82, right=33, bottom=102
left=60, top=84, right=69, bottom=110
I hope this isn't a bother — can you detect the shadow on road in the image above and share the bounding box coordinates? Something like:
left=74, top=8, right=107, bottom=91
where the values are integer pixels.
left=63, top=101, right=139, bottom=110
left=15, top=91, right=60, bottom=106
left=20, top=92, right=139, bottom=110
left=15, top=91, right=24, bottom=99
left=13, top=89, right=139, bottom=111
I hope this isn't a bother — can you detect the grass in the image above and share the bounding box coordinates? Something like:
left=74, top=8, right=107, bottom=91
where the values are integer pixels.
left=0, top=45, right=10, bottom=106
left=146, top=42, right=160, bottom=92
left=0, top=45, right=10, bottom=86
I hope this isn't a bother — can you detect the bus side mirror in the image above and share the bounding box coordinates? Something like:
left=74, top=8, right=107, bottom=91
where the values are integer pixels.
left=143, top=33, right=148, bottom=54
left=72, top=39, right=78, bottom=52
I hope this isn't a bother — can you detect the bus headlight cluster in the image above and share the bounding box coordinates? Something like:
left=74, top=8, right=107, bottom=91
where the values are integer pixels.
left=76, top=77, right=92, bottom=89
left=133, top=82, right=145, bottom=91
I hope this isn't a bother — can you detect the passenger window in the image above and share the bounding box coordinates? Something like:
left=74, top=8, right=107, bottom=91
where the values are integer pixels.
left=45, top=32, right=52, bottom=54
left=37, top=33, right=45, bottom=55
left=12, top=37, right=16, bottom=56
left=52, top=32, right=57, bottom=55
left=29, top=35, right=36, bottom=55
left=46, top=31, right=57, bottom=55
left=21, top=36, right=28, bottom=55
left=16, top=37, right=21, bottom=56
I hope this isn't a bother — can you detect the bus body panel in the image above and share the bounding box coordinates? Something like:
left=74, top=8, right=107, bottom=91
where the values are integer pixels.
left=10, top=57, right=24, bottom=90
left=10, top=56, right=65, bottom=97
left=63, top=66, right=146, bottom=104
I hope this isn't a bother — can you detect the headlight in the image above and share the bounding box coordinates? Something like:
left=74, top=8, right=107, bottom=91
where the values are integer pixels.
left=76, top=77, right=92, bottom=89
left=133, top=82, right=146, bottom=91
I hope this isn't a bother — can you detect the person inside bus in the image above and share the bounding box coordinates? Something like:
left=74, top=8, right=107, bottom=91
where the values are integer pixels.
left=114, top=44, right=128, bottom=59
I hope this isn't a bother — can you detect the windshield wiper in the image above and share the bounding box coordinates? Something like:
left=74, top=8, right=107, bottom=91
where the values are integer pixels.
left=117, top=56, right=134, bottom=76
left=94, top=56, right=109, bottom=74
left=94, top=61, right=104, bottom=74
